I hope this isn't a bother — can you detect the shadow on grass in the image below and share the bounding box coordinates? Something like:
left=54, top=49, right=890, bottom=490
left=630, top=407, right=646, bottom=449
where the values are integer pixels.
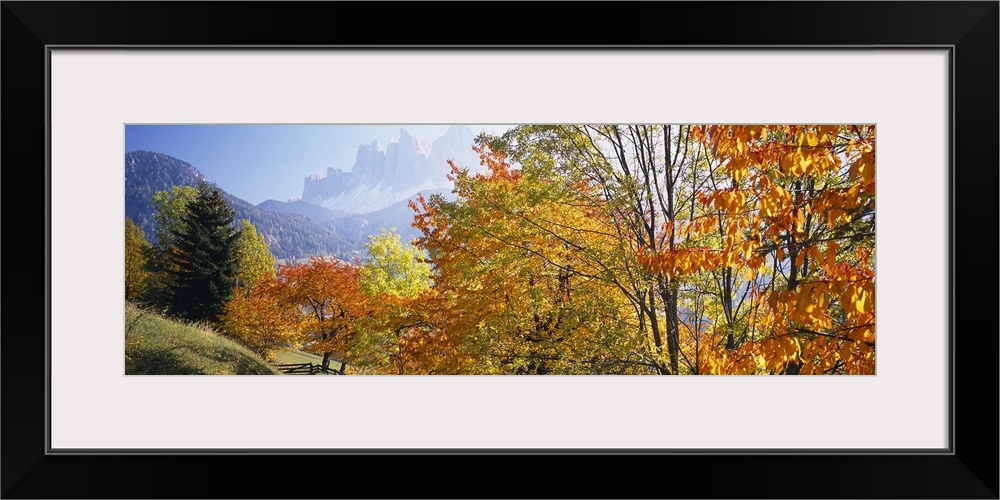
left=126, top=346, right=202, bottom=375
left=197, top=345, right=272, bottom=374
left=126, top=345, right=276, bottom=375
left=231, top=358, right=275, bottom=375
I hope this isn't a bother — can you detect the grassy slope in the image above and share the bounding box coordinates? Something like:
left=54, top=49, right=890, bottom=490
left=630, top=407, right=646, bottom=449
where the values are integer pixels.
left=125, top=303, right=280, bottom=375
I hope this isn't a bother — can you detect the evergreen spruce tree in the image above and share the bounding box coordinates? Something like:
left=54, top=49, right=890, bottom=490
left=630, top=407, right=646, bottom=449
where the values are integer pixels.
left=167, top=182, right=239, bottom=323
left=144, top=186, right=198, bottom=313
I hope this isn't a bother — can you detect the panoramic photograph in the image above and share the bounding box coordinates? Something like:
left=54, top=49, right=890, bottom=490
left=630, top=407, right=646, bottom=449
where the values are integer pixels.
left=124, top=124, right=875, bottom=375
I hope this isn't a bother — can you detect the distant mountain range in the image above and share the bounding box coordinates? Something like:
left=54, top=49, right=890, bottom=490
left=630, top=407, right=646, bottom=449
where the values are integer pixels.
left=124, top=126, right=481, bottom=260
left=300, top=125, right=483, bottom=213
left=256, top=199, right=345, bottom=223
left=125, top=151, right=355, bottom=260
left=327, top=186, right=454, bottom=248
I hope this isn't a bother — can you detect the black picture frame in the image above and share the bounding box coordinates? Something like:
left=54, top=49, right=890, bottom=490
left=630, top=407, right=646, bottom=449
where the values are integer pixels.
left=3, top=2, right=996, bottom=498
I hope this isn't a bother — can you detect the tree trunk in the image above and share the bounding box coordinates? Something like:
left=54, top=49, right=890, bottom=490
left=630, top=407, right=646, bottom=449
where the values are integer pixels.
left=321, top=351, right=332, bottom=373
left=659, top=283, right=681, bottom=375
left=643, top=290, right=669, bottom=375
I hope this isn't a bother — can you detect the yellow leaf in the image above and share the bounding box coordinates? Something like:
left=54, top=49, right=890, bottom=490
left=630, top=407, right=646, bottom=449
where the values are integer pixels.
left=805, top=131, right=819, bottom=147
left=842, top=286, right=856, bottom=315
left=856, top=288, right=868, bottom=314
left=826, top=241, right=839, bottom=269
left=826, top=208, right=842, bottom=229
left=820, top=125, right=839, bottom=138
left=791, top=159, right=805, bottom=177
left=798, top=301, right=815, bottom=317
left=761, top=199, right=774, bottom=217
left=861, top=152, right=875, bottom=184
left=780, top=154, right=794, bottom=174
left=841, top=342, right=855, bottom=360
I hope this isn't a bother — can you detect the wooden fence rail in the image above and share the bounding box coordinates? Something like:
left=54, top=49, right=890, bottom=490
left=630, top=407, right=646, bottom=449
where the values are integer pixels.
left=274, top=362, right=345, bottom=375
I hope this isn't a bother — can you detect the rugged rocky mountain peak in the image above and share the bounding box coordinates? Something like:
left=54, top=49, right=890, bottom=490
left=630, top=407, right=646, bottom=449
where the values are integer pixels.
left=300, top=126, right=482, bottom=214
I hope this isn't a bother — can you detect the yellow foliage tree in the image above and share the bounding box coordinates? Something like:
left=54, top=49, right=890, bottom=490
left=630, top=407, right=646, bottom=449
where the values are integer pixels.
left=125, top=217, right=151, bottom=302
left=411, top=144, right=646, bottom=374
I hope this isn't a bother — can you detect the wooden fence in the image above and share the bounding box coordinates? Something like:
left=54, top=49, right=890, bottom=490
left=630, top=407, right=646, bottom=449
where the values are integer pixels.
left=274, top=362, right=345, bottom=375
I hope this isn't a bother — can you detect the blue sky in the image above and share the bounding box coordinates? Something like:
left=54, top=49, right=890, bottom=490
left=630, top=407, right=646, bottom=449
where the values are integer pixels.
left=125, top=124, right=512, bottom=205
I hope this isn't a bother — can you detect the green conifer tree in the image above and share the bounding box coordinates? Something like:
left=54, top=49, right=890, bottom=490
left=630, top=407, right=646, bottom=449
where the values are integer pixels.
left=166, top=182, right=239, bottom=323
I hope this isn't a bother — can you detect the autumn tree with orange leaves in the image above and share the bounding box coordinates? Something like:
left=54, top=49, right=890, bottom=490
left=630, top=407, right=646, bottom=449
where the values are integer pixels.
left=672, top=125, right=875, bottom=374
left=219, top=280, right=298, bottom=360
left=276, top=257, right=369, bottom=373
left=411, top=143, right=651, bottom=374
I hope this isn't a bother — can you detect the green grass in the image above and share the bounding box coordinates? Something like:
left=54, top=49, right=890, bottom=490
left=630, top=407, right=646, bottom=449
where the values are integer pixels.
left=271, top=350, right=344, bottom=373
left=272, top=350, right=322, bottom=364
left=125, top=303, right=280, bottom=375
